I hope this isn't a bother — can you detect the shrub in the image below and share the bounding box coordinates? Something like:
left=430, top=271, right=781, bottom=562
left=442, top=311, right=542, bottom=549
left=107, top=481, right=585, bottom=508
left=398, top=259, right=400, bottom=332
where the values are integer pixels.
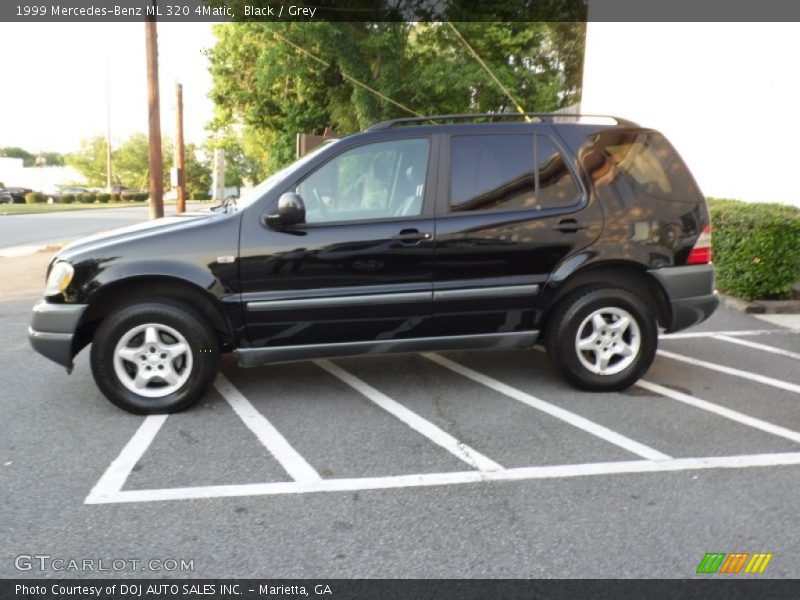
left=110, top=193, right=121, bottom=203
left=80, top=193, right=96, bottom=203
left=25, top=192, right=46, bottom=204
left=136, top=192, right=148, bottom=202
left=60, top=194, right=76, bottom=204
left=96, top=193, right=110, bottom=203
left=708, top=198, right=800, bottom=300
left=192, top=192, right=212, bottom=201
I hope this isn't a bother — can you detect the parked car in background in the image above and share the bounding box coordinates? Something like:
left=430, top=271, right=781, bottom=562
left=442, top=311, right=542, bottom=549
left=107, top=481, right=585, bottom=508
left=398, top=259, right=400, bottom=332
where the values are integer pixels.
left=0, top=187, right=33, bottom=203
left=47, top=186, right=94, bottom=203
left=111, top=185, right=144, bottom=195
left=29, top=113, right=718, bottom=413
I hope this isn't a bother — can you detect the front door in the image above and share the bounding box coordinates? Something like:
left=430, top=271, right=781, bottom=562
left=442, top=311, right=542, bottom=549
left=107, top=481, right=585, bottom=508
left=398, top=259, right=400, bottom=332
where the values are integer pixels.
left=432, top=130, right=603, bottom=336
left=239, top=136, right=437, bottom=348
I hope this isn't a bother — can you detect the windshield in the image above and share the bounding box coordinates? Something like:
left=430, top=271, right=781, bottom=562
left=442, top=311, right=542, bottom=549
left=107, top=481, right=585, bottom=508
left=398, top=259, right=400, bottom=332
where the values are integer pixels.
left=235, top=139, right=340, bottom=209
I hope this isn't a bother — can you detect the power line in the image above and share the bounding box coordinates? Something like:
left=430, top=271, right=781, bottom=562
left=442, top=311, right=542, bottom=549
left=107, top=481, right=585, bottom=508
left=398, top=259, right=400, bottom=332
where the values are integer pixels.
left=272, top=31, right=425, bottom=118
left=446, top=22, right=531, bottom=122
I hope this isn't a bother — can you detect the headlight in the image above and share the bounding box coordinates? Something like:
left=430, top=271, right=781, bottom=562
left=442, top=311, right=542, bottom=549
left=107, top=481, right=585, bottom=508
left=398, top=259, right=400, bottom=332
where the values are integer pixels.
left=44, top=261, right=74, bottom=297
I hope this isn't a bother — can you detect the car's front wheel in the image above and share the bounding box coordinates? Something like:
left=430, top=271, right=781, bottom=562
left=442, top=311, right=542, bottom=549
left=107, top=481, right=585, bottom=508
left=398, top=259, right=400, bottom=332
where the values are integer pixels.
left=545, top=286, right=658, bottom=391
left=90, top=300, right=219, bottom=414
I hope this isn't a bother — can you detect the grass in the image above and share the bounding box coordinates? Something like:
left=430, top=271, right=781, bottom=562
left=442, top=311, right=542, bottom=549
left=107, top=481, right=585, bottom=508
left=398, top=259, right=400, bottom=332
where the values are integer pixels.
left=0, top=202, right=147, bottom=215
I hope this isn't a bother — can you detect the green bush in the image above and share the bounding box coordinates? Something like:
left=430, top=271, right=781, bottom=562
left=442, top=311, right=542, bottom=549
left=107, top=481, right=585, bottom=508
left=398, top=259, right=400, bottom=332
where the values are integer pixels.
left=192, top=192, right=212, bottom=201
left=25, top=192, right=46, bottom=204
left=80, top=193, right=96, bottom=203
left=708, top=198, right=800, bottom=300
left=136, top=192, right=148, bottom=202
left=96, top=193, right=110, bottom=203
left=110, top=193, right=121, bottom=203
left=60, top=194, right=76, bottom=204
left=121, top=192, right=138, bottom=202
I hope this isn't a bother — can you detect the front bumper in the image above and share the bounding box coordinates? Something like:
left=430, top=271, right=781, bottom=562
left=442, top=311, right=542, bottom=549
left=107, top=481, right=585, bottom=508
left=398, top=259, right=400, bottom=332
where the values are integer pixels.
left=28, top=300, right=88, bottom=368
left=648, top=264, right=719, bottom=332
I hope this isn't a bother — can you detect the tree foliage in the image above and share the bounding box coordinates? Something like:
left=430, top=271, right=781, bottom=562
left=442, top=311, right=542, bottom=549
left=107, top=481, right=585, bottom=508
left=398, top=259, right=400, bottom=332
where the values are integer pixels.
left=208, top=21, right=585, bottom=175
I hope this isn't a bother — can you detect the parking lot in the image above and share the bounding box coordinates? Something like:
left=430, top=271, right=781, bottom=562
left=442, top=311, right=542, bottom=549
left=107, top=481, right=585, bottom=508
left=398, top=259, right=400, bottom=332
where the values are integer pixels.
left=2, top=285, right=800, bottom=578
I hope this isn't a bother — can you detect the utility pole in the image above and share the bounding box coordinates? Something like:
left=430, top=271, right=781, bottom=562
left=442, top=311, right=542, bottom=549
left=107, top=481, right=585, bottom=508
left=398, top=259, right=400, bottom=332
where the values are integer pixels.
left=174, top=82, right=186, bottom=213
left=105, top=63, right=112, bottom=192
left=145, top=7, right=164, bottom=219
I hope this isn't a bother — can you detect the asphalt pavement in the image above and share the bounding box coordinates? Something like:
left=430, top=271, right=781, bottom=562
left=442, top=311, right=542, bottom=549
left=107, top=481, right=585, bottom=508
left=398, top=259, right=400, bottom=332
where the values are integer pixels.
left=0, top=203, right=207, bottom=250
left=1, top=284, right=799, bottom=578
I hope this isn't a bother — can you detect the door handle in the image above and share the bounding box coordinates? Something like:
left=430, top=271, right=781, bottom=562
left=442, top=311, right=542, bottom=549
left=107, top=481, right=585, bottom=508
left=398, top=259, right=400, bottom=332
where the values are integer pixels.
left=392, top=229, right=432, bottom=244
left=552, top=219, right=589, bottom=232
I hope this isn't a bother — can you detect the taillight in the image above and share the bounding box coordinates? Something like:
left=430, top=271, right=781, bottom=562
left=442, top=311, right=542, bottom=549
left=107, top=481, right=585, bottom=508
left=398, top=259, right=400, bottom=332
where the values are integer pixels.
left=687, top=224, right=712, bottom=264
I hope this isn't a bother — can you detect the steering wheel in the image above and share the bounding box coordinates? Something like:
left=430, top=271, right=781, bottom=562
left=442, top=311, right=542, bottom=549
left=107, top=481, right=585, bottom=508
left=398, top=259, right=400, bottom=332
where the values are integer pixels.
left=310, top=187, right=329, bottom=220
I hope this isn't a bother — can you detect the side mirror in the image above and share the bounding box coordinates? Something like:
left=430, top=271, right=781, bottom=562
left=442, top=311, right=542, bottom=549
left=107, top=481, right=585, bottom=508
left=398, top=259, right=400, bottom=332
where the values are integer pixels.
left=264, top=192, right=306, bottom=229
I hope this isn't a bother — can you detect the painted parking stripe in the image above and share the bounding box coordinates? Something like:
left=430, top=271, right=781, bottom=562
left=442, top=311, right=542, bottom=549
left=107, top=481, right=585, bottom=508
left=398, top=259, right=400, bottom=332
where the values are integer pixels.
left=85, top=414, right=168, bottom=503
left=637, top=380, right=800, bottom=445
left=215, top=373, right=321, bottom=483
left=85, top=451, right=800, bottom=504
left=315, top=359, right=504, bottom=472
left=659, top=329, right=784, bottom=340
left=657, top=349, right=800, bottom=394
left=422, top=352, right=671, bottom=461
left=712, top=334, right=800, bottom=361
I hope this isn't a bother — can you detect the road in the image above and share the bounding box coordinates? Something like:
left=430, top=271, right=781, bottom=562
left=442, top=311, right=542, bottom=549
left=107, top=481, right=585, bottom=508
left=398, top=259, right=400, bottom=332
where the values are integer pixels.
left=1, top=253, right=799, bottom=578
left=0, top=203, right=206, bottom=249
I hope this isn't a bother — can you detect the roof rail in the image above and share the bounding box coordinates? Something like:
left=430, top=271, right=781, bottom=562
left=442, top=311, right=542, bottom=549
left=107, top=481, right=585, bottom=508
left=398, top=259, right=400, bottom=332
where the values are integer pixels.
left=366, top=113, right=639, bottom=131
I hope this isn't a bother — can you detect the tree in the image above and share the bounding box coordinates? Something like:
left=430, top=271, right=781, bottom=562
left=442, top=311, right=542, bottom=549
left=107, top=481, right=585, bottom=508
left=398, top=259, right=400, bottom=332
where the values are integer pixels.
left=115, top=132, right=173, bottom=190
left=2, top=146, right=66, bottom=167
left=208, top=21, right=586, bottom=174
left=66, top=136, right=109, bottom=186
left=184, top=143, right=212, bottom=197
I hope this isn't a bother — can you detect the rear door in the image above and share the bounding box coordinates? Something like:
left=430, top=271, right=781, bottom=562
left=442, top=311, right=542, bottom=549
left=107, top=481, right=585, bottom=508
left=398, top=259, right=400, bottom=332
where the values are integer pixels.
left=432, top=128, right=602, bottom=336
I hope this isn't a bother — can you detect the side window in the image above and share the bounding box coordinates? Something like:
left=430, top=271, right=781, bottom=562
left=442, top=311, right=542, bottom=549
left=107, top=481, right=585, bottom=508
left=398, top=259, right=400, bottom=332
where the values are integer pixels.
left=536, top=136, right=581, bottom=208
left=449, top=134, right=581, bottom=213
left=296, top=138, right=429, bottom=224
left=450, top=135, right=535, bottom=212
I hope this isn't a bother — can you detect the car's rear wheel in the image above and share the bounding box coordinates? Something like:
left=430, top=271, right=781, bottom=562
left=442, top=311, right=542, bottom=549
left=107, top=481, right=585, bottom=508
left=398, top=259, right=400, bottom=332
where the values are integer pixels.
left=545, top=286, right=657, bottom=391
left=90, top=300, right=219, bottom=414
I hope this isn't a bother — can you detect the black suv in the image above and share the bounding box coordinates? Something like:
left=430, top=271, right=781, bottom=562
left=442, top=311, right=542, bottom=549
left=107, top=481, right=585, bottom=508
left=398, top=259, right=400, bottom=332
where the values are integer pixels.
left=29, top=114, right=717, bottom=414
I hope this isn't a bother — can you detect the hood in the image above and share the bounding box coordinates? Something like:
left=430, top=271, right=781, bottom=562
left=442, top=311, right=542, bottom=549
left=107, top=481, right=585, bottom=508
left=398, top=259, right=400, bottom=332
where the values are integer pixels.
left=56, top=210, right=228, bottom=262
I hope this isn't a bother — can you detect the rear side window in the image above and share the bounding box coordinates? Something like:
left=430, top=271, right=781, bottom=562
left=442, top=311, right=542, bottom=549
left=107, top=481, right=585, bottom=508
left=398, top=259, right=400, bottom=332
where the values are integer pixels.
left=449, top=134, right=580, bottom=213
left=579, top=130, right=700, bottom=204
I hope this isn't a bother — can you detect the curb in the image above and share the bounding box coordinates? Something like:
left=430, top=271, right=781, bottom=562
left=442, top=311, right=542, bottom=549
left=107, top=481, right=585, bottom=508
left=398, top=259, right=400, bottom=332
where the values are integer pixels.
left=0, top=243, right=63, bottom=258
left=720, top=293, right=800, bottom=315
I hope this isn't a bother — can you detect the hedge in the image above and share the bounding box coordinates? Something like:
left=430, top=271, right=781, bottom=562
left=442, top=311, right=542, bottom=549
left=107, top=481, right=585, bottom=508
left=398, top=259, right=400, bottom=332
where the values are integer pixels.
left=110, top=193, right=122, bottom=203
left=192, top=192, right=212, bottom=201
left=60, top=194, right=76, bottom=204
left=25, top=192, right=46, bottom=204
left=708, top=198, right=800, bottom=301
left=96, top=193, right=110, bottom=203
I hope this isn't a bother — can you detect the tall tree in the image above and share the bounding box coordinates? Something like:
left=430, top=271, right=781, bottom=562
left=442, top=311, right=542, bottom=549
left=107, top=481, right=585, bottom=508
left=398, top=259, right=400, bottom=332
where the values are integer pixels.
left=208, top=21, right=585, bottom=174
left=66, top=136, right=110, bottom=186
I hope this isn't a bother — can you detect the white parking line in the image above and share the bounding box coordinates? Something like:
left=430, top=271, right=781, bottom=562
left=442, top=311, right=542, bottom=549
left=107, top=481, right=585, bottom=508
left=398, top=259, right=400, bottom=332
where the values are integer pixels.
left=85, top=414, right=168, bottom=503
left=658, top=329, right=785, bottom=340
left=657, top=349, right=800, bottom=394
left=214, top=373, right=321, bottom=483
left=637, top=380, right=800, bottom=444
left=422, top=352, right=671, bottom=461
left=315, top=359, right=504, bottom=472
left=84, top=451, right=800, bottom=504
left=713, top=334, right=800, bottom=361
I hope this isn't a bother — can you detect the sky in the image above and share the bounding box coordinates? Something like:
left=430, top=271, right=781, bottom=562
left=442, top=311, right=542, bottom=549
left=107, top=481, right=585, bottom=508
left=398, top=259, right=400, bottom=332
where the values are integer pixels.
left=0, top=22, right=216, bottom=155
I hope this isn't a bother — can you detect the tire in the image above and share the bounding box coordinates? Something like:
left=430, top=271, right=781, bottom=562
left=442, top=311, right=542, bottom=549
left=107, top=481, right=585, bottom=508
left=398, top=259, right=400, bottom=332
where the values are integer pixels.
left=545, top=285, right=658, bottom=392
left=90, top=300, right=220, bottom=414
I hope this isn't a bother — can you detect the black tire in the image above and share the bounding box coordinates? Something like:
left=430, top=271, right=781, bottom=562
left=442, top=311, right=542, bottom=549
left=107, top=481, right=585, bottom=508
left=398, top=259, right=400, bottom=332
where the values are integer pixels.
left=90, top=300, right=220, bottom=414
left=544, top=285, right=658, bottom=392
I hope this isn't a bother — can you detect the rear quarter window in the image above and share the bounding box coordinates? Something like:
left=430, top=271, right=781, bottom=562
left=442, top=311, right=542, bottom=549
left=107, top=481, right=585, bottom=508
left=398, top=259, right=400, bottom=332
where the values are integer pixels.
left=579, top=130, right=701, bottom=205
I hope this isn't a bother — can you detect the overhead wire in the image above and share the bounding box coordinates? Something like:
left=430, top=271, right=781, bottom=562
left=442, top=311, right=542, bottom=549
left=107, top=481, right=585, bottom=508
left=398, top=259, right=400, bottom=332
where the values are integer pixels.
left=445, top=21, right=532, bottom=122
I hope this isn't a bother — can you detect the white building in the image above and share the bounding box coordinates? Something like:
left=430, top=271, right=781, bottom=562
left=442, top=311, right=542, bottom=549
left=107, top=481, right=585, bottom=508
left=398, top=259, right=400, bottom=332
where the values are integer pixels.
left=580, top=21, right=800, bottom=207
left=0, top=156, right=84, bottom=193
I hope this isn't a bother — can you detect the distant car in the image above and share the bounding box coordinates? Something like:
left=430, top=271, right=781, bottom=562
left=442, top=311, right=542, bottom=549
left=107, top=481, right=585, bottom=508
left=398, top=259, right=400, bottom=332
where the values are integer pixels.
left=47, top=186, right=94, bottom=203
left=0, top=187, right=33, bottom=203
left=111, top=185, right=143, bottom=195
